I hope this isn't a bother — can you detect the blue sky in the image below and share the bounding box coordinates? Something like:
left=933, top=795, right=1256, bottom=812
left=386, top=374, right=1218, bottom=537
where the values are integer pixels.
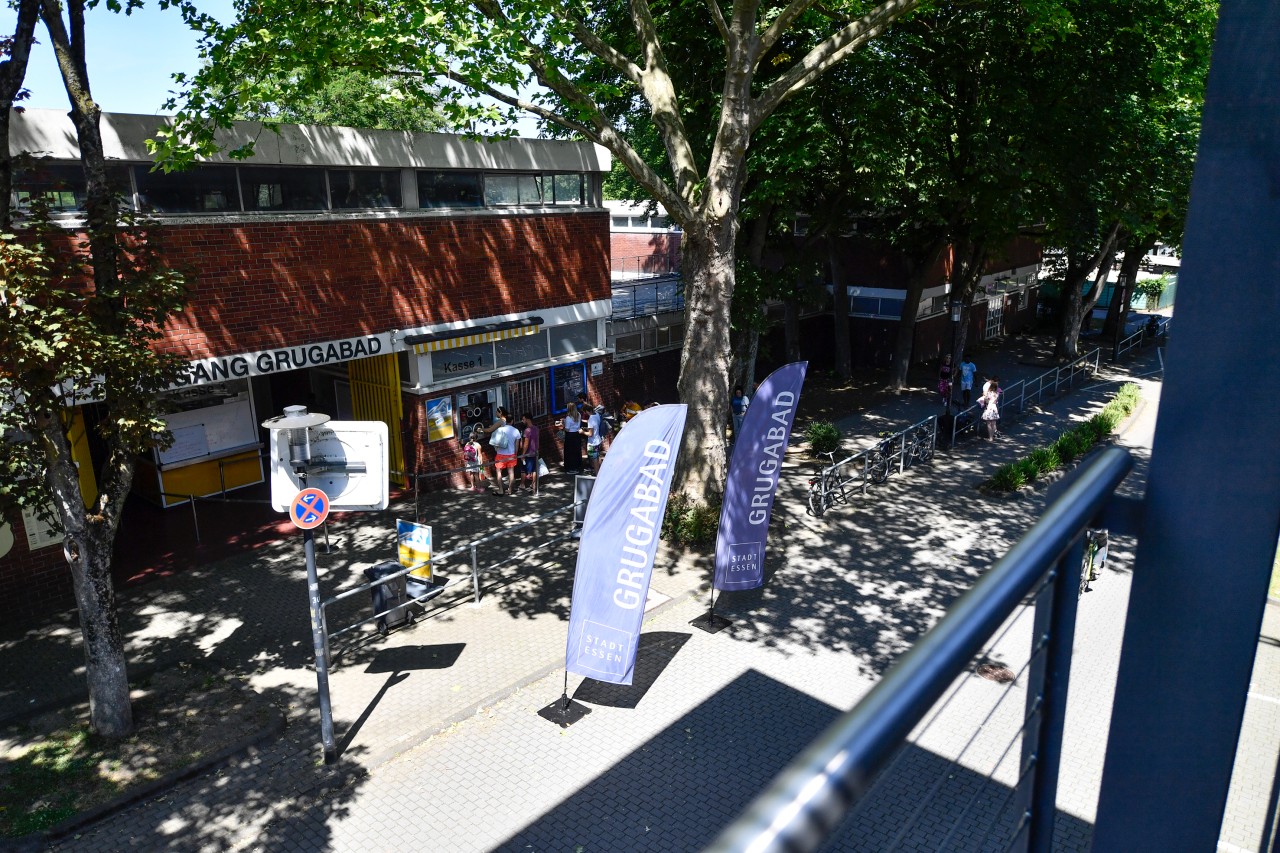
left=3, top=0, right=234, bottom=115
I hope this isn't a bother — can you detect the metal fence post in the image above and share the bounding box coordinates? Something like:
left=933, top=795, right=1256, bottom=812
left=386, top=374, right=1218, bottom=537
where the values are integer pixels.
left=189, top=495, right=200, bottom=543
left=470, top=542, right=482, bottom=604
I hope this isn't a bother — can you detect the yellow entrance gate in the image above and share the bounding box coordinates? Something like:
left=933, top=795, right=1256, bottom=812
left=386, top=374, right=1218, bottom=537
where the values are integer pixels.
left=348, top=354, right=407, bottom=488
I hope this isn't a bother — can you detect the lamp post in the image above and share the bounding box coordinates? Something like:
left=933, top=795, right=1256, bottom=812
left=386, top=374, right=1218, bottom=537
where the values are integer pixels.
left=950, top=297, right=963, bottom=364
left=261, top=405, right=338, bottom=764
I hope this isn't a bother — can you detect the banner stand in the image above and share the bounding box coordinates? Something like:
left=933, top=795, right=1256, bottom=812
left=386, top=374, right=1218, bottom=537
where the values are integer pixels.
left=690, top=590, right=733, bottom=634
left=537, top=670, right=591, bottom=728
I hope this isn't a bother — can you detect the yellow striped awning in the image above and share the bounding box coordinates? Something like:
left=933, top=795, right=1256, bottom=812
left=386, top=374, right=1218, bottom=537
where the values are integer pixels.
left=411, top=323, right=541, bottom=354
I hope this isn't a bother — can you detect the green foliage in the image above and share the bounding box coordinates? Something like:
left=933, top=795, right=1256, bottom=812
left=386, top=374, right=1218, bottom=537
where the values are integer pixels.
left=661, top=492, right=722, bottom=550
left=990, top=463, right=1028, bottom=492
left=1134, top=274, right=1171, bottom=308
left=1029, top=446, right=1061, bottom=476
left=240, top=69, right=449, bottom=133
left=805, top=421, right=842, bottom=456
left=986, top=384, right=1141, bottom=492
left=0, top=726, right=99, bottom=837
left=0, top=210, right=189, bottom=523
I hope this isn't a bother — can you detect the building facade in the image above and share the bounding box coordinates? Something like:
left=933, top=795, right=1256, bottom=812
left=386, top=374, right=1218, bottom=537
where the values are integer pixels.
left=2, top=109, right=613, bottom=620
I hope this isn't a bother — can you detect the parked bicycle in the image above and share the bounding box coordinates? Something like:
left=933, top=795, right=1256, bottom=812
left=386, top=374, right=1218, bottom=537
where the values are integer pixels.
left=807, top=450, right=850, bottom=517
left=906, top=423, right=935, bottom=464
left=864, top=433, right=896, bottom=485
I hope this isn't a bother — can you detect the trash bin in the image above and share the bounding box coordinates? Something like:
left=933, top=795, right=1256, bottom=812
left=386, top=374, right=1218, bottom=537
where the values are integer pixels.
left=364, top=561, right=414, bottom=635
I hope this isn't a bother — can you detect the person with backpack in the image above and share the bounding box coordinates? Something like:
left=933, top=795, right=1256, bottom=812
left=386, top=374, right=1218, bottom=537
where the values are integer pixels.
left=488, top=418, right=522, bottom=494
left=585, top=404, right=609, bottom=474
left=463, top=433, right=486, bottom=492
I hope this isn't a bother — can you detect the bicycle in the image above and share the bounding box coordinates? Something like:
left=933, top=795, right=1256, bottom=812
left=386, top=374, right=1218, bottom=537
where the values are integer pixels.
left=864, top=433, right=895, bottom=485
left=807, top=451, right=848, bottom=517
left=906, top=424, right=935, bottom=465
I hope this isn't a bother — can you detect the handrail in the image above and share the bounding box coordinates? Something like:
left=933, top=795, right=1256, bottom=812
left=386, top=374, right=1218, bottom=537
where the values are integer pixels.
left=706, top=447, right=1133, bottom=853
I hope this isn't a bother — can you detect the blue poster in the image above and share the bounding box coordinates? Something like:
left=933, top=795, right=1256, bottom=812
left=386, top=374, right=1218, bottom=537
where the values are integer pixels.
left=564, top=404, right=687, bottom=685
left=713, top=362, right=808, bottom=591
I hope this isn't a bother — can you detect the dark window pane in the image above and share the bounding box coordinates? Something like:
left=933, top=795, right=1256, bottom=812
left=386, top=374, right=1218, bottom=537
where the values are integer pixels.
left=329, top=169, right=401, bottom=209
left=418, top=171, right=482, bottom=208
left=241, top=167, right=326, bottom=211
left=553, top=173, right=582, bottom=204
left=549, top=320, right=599, bottom=356
left=13, top=162, right=130, bottom=213
left=135, top=164, right=240, bottom=213
left=517, top=174, right=541, bottom=204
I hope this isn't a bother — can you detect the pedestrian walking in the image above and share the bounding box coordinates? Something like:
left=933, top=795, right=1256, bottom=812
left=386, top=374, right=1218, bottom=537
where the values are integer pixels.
left=730, top=385, right=749, bottom=441
left=938, top=355, right=954, bottom=410
left=979, top=378, right=1002, bottom=440
left=488, top=419, right=522, bottom=494
left=959, top=353, right=978, bottom=407
left=557, top=402, right=583, bottom=474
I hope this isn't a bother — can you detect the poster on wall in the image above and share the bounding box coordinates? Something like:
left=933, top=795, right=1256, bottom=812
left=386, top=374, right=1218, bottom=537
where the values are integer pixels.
left=425, top=396, right=455, bottom=442
left=550, top=361, right=587, bottom=414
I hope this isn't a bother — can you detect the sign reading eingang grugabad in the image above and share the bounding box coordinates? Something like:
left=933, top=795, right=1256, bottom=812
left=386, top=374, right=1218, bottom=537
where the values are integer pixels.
left=564, top=404, right=687, bottom=685
left=714, top=362, right=807, bottom=591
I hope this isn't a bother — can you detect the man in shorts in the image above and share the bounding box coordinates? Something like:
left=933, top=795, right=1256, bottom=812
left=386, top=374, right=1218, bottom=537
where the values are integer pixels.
left=585, top=405, right=606, bottom=474
left=490, top=419, right=522, bottom=495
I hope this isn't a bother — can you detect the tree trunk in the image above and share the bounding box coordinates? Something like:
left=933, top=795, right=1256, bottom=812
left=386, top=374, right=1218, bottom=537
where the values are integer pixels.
left=1102, top=233, right=1155, bottom=341
left=0, top=0, right=40, bottom=232
left=41, top=0, right=134, bottom=737
left=37, top=414, right=133, bottom=737
left=674, top=222, right=736, bottom=499
left=1055, top=223, right=1121, bottom=360
left=889, top=238, right=946, bottom=391
left=828, top=240, right=851, bottom=380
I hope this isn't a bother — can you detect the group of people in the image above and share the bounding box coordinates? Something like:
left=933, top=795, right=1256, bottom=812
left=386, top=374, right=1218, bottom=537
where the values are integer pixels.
left=554, top=392, right=612, bottom=477
left=462, top=407, right=542, bottom=496
left=939, top=353, right=1002, bottom=440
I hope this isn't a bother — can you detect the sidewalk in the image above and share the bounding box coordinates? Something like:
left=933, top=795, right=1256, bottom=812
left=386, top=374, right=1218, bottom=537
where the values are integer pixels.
left=0, top=339, right=1209, bottom=851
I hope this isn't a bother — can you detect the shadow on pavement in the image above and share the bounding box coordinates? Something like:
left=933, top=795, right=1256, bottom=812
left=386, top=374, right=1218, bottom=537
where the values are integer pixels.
left=572, top=631, right=691, bottom=709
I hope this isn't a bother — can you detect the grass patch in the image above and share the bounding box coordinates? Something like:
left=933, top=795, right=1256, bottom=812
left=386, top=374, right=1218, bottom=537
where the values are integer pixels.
left=0, top=663, right=278, bottom=839
left=984, top=383, right=1141, bottom=494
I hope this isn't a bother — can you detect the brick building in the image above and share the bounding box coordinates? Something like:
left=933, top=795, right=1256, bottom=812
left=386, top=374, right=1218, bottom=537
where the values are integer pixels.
left=2, top=108, right=612, bottom=620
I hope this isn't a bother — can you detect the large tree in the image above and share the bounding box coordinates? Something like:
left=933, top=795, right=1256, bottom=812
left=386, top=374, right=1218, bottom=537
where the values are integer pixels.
left=157, top=0, right=923, bottom=499
left=0, top=0, right=190, bottom=738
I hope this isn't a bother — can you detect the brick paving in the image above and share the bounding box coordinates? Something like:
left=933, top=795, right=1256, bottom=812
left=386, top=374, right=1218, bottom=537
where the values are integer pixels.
left=4, top=336, right=1272, bottom=851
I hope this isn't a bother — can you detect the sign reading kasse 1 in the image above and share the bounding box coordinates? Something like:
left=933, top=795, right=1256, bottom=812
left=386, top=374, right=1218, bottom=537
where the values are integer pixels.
left=174, top=333, right=394, bottom=387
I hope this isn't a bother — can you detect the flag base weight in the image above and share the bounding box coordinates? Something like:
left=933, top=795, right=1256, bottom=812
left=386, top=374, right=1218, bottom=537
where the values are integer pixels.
left=538, top=694, right=591, bottom=728
left=690, top=612, right=733, bottom=634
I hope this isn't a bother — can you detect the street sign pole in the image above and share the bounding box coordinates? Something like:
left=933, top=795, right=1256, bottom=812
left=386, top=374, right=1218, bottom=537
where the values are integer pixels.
left=303, top=526, right=338, bottom=764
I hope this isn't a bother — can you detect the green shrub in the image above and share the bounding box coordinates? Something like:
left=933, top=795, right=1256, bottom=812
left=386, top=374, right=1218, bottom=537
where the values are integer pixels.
left=1029, top=446, right=1061, bottom=476
left=990, top=463, right=1028, bottom=492
left=1016, top=457, right=1041, bottom=482
left=661, top=492, right=723, bottom=549
left=1053, top=431, right=1080, bottom=464
left=805, top=420, right=842, bottom=456
left=1091, top=410, right=1120, bottom=437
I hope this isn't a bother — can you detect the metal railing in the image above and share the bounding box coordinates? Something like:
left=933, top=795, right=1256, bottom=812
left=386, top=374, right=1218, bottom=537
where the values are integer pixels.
left=610, top=276, right=686, bottom=321
left=610, top=252, right=680, bottom=280
left=949, top=348, right=1102, bottom=448
left=319, top=499, right=584, bottom=651
left=808, top=415, right=937, bottom=517
left=1115, top=315, right=1171, bottom=360
left=707, top=447, right=1133, bottom=853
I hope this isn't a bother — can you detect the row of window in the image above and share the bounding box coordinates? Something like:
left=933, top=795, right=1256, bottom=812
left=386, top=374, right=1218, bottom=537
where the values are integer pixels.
left=427, top=320, right=600, bottom=385
left=10, top=163, right=590, bottom=216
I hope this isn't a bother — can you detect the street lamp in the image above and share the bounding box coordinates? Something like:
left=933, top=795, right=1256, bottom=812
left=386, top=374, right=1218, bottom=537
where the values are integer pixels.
left=950, top=297, right=964, bottom=363
left=262, top=404, right=330, bottom=474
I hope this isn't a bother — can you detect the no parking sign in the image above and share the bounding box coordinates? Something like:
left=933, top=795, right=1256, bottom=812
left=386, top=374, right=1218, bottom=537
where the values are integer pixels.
left=290, top=488, right=330, bottom=530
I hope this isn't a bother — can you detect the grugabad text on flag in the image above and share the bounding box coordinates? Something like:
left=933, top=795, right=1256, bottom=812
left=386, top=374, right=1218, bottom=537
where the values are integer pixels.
left=714, top=362, right=808, bottom=590
left=564, top=405, right=688, bottom=685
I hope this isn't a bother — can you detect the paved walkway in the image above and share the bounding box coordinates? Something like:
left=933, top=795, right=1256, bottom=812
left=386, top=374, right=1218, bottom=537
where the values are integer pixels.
left=3, top=335, right=1266, bottom=851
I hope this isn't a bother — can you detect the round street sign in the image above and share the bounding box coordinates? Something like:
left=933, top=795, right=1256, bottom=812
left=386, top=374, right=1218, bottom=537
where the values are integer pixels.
left=290, top=487, right=330, bottom=530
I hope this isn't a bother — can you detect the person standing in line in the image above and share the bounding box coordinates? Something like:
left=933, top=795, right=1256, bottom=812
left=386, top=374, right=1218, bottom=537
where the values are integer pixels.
left=478, top=406, right=511, bottom=483
left=557, top=402, right=583, bottom=474
left=730, top=385, right=749, bottom=441
left=518, top=412, right=540, bottom=494
left=937, top=354, right=954, bottom=410
left=959, top=354, right=978, bottom=407
left=585, top=405, right=606, bottom=474
left=463, top=433, right=486, bottom=492
left=490, top=418, right=522, bottom=494
left=979, top=378, right=1002, bottom=440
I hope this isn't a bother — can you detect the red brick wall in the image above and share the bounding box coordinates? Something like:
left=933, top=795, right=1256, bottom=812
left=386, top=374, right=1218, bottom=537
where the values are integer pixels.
left=144, top=211, right=609, bottom=359
left=610, top=232, right=680, bottom=275
left=0, top=513, right=73, bottom=625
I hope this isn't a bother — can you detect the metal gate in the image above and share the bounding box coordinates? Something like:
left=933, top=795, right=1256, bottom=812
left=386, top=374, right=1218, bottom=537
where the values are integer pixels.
left=348, top=353, right=406, bottom=487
